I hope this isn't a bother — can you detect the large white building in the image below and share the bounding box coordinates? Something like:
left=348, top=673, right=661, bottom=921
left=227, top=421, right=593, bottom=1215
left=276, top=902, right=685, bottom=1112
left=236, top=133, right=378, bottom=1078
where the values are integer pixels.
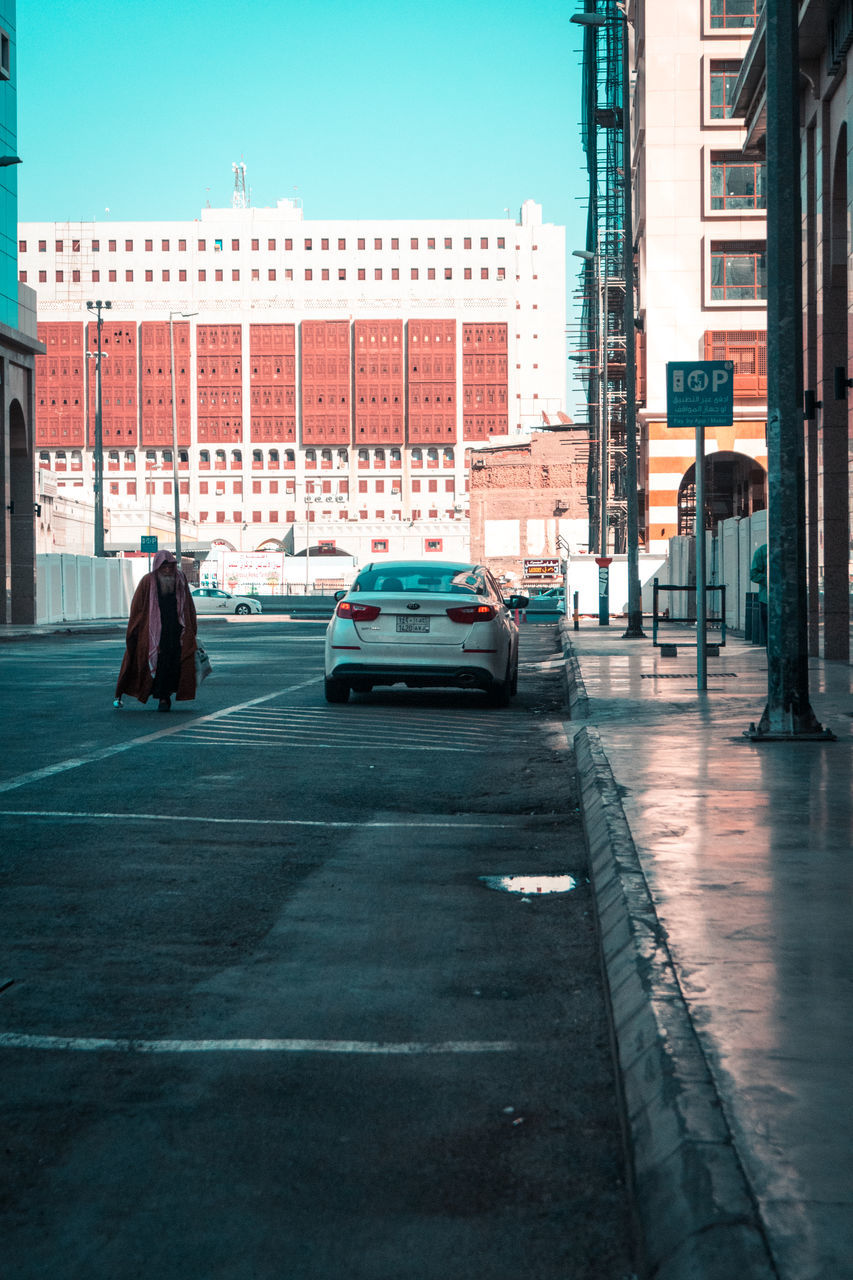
left=20, top=197, right=566, bottom=570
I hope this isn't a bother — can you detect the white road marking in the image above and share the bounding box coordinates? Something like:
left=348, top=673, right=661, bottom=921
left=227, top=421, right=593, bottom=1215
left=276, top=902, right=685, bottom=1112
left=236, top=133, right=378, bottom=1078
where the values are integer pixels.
left=0, top=1033, right=516, bottom=1055
left=0, top=809, right=518, bottom=830
left=0, top=678, right=322, bottom=795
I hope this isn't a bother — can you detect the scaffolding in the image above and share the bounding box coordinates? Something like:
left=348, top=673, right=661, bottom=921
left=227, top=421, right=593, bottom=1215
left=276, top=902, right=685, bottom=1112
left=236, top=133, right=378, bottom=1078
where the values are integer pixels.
left=572, top=1, right=636, bottom=555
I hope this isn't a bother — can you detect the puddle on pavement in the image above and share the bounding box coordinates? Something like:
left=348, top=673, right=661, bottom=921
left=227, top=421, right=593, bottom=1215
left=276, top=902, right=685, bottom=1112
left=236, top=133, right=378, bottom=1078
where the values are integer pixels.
left=480, top=874, right=577, bottom=895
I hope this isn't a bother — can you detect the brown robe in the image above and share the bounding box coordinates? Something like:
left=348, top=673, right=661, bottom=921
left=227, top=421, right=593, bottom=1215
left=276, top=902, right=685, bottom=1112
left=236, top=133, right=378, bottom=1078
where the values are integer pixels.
left=115, top=571, right=198, bottom=704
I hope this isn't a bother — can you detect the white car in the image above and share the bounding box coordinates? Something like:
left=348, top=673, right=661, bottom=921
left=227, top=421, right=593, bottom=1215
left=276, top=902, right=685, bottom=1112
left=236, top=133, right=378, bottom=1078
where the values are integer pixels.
left=191, top=587, right=262, bottom=615
left=323, top=560, right=528, bottom=706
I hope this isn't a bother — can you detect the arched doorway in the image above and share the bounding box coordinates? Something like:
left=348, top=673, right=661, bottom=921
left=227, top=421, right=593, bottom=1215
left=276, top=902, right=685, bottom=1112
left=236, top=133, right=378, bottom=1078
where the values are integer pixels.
left=9, top=398, right=36, bottom=624
left=677, top=451, right=766, bottom=536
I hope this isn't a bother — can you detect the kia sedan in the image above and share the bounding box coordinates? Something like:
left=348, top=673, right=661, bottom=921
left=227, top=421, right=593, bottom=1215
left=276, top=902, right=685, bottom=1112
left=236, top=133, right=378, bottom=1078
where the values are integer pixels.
left=191, top=587, right=262, bottom=615
left=323, top=560, right=528, bottom=705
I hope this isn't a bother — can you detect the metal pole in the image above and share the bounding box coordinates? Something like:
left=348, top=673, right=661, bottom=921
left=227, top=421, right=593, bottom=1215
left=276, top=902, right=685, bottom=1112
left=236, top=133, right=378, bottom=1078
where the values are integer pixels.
left=599, top=237, right=609, bottom=559
left=94, top=308, right=104, bottom=556
left=620, top=10, right=645, bottom=639
left=169, top=314, right=182, bottom=567
left=748, top=0, right=829, bottom=739
left=695, top=423, right=707, bottom=692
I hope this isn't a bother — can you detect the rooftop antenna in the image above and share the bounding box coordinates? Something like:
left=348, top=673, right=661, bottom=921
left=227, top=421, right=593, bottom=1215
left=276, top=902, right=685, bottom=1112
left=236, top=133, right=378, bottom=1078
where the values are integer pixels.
left=232, top=160, right=250, bottom=209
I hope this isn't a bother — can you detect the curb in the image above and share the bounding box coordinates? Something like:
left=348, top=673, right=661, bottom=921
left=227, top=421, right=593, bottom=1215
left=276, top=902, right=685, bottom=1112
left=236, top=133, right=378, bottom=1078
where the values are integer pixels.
left=558, top=619, right=590, bottom=719
left=572, top=724, right=777, bottom=1280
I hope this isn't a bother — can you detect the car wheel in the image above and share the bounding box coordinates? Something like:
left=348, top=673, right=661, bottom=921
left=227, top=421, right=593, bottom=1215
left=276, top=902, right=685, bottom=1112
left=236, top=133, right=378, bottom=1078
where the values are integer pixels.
left=486, top=664, right=512, bottom=708
left=324, top=676, right=350, bottom=704
left=235, top=603, right=251, bottom=615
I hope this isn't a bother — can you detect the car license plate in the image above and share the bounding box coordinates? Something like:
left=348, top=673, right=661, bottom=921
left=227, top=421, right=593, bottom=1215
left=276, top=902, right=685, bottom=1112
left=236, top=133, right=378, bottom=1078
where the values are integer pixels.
left=396, top=615, right=430, bottom=633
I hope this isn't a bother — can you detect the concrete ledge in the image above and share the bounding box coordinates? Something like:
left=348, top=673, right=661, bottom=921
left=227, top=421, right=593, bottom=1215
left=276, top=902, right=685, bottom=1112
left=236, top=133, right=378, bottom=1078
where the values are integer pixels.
left=558, top=618, right=590, bottom=719
left=574, top=724, right=776, bottom=1280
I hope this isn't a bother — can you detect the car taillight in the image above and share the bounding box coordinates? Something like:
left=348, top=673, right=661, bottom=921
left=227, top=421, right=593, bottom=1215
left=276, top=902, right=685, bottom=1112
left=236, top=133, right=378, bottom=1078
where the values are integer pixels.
left=446, top=604, right=498, bottom=623
left=336, top=600, right=381, bottom=622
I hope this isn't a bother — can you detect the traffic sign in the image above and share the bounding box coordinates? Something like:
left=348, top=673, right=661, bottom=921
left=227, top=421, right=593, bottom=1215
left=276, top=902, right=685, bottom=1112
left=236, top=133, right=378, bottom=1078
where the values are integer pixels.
left=666, top=361, right=734, bottom=428
left=141, top=535, right=158, bottom=552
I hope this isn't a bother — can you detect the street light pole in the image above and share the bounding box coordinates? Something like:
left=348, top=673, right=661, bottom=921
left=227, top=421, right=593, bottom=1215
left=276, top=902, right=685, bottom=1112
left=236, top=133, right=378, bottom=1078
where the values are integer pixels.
left=169, top=310, right=198, bottom=567
left=86, top=299, right=111, bottom=556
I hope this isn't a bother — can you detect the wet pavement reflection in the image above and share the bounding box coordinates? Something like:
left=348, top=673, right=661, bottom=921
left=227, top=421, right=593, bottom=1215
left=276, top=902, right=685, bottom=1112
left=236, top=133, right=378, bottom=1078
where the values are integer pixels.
left=567, top=622, right=853, bottom=1280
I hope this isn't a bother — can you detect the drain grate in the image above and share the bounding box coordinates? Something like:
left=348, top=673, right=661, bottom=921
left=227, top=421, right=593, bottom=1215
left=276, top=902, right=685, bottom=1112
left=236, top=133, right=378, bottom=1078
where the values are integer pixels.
left=642, top=672, right=739, bottom=679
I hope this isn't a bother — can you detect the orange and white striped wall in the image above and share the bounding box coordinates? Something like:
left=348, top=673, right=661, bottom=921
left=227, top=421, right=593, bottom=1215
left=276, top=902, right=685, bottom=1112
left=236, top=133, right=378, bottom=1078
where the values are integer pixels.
left=644, top=416, right=767, bottom=554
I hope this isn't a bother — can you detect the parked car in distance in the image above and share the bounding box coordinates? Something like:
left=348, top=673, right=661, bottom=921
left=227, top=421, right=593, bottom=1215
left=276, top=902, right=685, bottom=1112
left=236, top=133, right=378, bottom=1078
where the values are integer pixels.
left=324, top=559, right=528, bottom=706
left=191, top=587, right=262, bottom=615
left=527, top=585, right=566, bottom=609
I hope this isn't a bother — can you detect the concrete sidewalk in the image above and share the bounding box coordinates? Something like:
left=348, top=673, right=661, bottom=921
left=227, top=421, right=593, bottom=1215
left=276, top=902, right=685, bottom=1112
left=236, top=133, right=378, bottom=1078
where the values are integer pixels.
left=564, top=619, right=852, bottom=1280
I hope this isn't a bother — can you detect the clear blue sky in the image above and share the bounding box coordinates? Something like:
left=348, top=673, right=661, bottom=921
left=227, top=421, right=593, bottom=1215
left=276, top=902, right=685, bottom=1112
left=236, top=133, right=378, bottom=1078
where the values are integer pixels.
left=17, top=0, right=589, bottom=403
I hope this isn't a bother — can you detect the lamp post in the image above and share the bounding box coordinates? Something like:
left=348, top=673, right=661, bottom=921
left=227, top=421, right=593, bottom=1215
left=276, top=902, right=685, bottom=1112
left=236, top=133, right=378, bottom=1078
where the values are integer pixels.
left=86, top=299, right=111, bottom=556
left=169, top=311, right=198, bottom=567
left=572, top=3, right=645, bottom=637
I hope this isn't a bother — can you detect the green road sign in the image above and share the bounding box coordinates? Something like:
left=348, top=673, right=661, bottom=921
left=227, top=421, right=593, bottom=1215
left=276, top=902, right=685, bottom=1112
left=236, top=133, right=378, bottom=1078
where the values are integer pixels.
left=141, top=535, right=158, bottom=552
left=666, top=360, right=734, bottom=427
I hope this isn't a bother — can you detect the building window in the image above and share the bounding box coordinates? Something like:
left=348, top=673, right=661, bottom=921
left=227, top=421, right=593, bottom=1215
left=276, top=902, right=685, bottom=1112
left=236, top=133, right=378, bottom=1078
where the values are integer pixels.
left=481, top=267, right=489, bottom=280
left=305, top=239, right=312, bottom=250
left=710, top=0, right=759, bottom=28
left=358, top=238, right=366, bottom=250
left=232, top=239, right=239, bottom=251
left=339, top=268, right=346, bottom=280
left=108, top=270, right=116, bottom=282
left=179, top=239, right=186, bottom=251
left=18, top=270, right=26, bottom=282
left=411, top=237, right=418, bottom=249
left=497, top=236, right=505, bottom=248
left=411, top=267, right=419, bottom=280
left=444, top=267, right=452, bottom=279
left=480, top=237, right=488, bottom=249
left=162, top=269, right=170, bottom=281
left=427, top=237, right=435, bottom=249
left=464, top=268, right=472, bottom=280
left=425, top=538, right=443, bottom=552
left=711, top=152, right=766, bottom=209
left=232, top=269, right=240, bottom=281
left=374, top=238, right=382, bottom=250
left=215, top=269, right=223, bottom=281
left=358, top=268, right=366, bottom=281
left=391, top=268, right=399, bottom=280
left=391, top=237, right=399, bottom=250
left=375, top=268, right=382, bottom=280
left=125, top=240, right=133, bottom=252
left=198, top=239, right=206, bottom=251
left=109, top=240, right=116, bottom=252
left=179, top=269, right=187, bottom=282
left=428, top=268, right=436, bottom=280
left=252, top=268, right=260, bottom=280
left=269, top=268, right=276, bottom=281
left=371, top=539, right=388, bottom=552
left=145, top=270, right=153, bottom=282
left=338, top=238, right=346, bottom=250
left=710, top=60, right=742, bottom=119
left=125, top=270, right=133, bottom=282
left=145, top=239, right=153, bottom=252
left=252, top=238, right=259, bottom=251
left=710, top=241, right=766, bottom=300
left=0, top=30, right=9, bottom=80
left=322, top=268, right=330, bottom=281
left=199, top=269, right=206, bottom=282
left=305, top=269, right=312, bottom=281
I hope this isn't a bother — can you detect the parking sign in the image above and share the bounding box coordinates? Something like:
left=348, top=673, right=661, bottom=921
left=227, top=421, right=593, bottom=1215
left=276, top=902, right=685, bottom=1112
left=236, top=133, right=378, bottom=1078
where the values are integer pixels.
left=666, top=361, right=734, bottom=427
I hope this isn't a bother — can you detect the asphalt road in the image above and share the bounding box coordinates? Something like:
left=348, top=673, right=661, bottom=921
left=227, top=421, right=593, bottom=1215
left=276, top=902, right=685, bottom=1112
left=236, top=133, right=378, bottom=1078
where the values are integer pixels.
left=0, top=620, right=634, bottom=1280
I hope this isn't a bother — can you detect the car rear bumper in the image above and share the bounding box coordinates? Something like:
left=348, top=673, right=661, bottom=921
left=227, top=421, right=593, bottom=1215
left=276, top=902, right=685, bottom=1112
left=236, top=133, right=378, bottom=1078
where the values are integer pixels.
left=327, top=661, right=505, bottom=692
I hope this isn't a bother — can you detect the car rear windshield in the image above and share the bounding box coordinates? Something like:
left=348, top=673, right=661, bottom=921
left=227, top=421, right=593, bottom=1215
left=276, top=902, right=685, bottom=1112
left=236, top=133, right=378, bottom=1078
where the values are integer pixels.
left=352, top=566, right=487, bottom=595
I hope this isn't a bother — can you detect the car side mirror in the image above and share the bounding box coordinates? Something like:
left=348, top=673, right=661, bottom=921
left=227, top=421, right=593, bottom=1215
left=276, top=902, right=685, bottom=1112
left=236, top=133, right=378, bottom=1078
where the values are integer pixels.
left=506, top=595, right=529, bottom=610
left=333, top=589, right=348, bottom=601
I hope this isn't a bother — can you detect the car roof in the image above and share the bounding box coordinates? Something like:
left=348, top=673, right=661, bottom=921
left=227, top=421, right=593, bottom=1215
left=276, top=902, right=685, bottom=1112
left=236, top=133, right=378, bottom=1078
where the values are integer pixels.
left=359, top=560, right=484, bottom=574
